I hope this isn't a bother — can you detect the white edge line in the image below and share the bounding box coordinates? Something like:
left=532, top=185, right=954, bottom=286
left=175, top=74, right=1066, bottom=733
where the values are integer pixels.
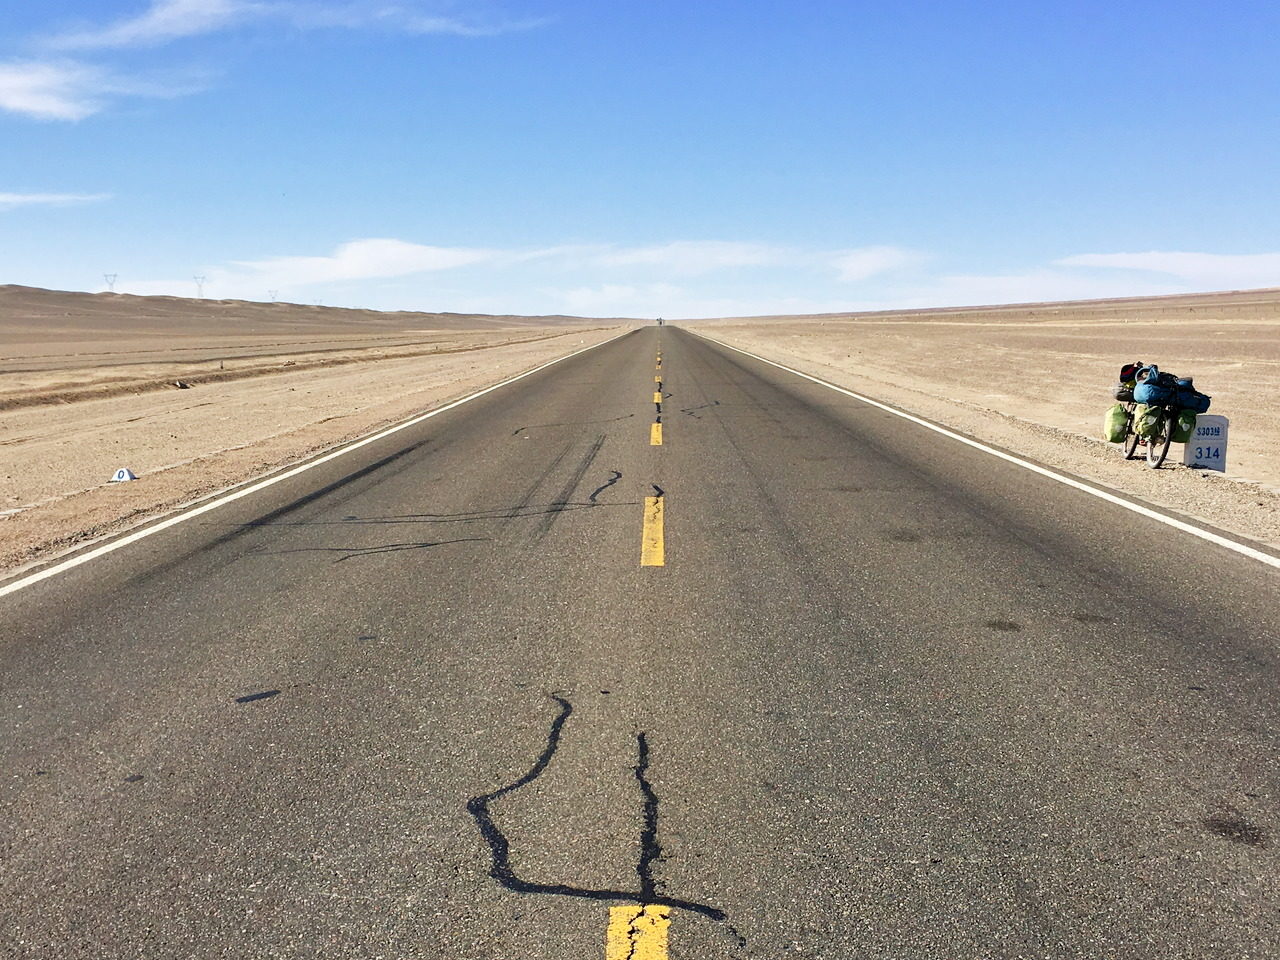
left=0, top=330, right=634, bottom=599
left=690, top=330, right=1280, bottom=571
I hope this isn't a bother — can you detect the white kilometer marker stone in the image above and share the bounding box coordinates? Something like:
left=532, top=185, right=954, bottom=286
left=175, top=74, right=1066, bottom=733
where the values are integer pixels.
left=694, top=333, right=1280, bottom=571
left=109, top=468, right=138, bottom=482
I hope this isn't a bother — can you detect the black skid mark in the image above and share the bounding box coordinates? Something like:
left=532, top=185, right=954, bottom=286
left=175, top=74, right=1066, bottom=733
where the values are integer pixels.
left=265, top=537, right=488, bottom=562
left=589, top=471, right=623, bottom=503
left=513, top=414, right=635, bottom=437
left=651, top=484, right=665, bottom=499
left=538, top=435, right=606, bottom=536
left=465, top=696, right=738, bottom=930
left=680, top=400, right=720, bottom=418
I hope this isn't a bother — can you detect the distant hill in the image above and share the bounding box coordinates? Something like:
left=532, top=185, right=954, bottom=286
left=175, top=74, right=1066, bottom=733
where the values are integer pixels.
left=688, top=286, right=1280, bottom=324
left=0, top=284, right=641, bottom=338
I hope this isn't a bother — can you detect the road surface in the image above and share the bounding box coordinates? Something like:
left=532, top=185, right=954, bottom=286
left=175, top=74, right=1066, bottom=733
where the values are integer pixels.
left=2, top=327, right=1277, bottom=958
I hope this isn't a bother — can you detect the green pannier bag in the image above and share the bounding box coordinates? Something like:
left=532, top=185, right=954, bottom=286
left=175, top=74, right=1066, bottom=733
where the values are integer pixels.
left=1133, top=403, right=1162, bottom=438
left=1172, top=409, right=1197, bottom=444
left=1103, top=403, right=1128, bottom=443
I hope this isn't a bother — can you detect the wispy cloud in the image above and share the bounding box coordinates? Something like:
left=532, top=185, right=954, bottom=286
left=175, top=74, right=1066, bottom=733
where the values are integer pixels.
left=47, top=0, right=258, bottom=51
left=111, top=236, right=926, bottom=314
left=44, top=0, right=542, bottom=51
left=0, top=58, right=207, bottom=119
left=95, top=239, right=1280, bottom=317
left=832, top=245, right=919, bottom=282
left=229, top=237, right=495, bottom=285
left=0, top=191, right=110, bottom=210
left=593, top=241, right=787, bottom=275
left=284, top=3, right=547, bottom=38
left=0, top=2, right=539, bottom=120
left=0, top=61, right=108, bottom=120
left=1056, top=251, right=1280, bottom=289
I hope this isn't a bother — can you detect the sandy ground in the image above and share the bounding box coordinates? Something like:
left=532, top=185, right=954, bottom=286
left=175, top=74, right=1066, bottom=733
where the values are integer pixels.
left=688, top=306, right=1280, bottom=550
left=0, top=285, right=628, bottom=575
left=6, top=282, right=1278, bottom=574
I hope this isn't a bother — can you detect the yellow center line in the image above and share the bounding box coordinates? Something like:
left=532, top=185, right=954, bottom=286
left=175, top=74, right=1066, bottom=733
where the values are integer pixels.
left=650, top=422, right=663, bottom=445
left=652, top=391, right=662, bottom=404
left=655, top=375, right=662, bottom=383
left=606, top=905, right=670, bottom=959
left=641, top=496, right=664, bottom=566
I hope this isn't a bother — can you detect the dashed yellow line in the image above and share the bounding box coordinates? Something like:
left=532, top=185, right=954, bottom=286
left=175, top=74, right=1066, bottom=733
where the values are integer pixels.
left=641, top=496, right=664, bottom=566
left=606, top=905, right=670, bottom=959
left=652, top=391, right=662, bottom=404
left=650, top=422, right=663, bottom=445
left=655, top=375, right=662, bottom=383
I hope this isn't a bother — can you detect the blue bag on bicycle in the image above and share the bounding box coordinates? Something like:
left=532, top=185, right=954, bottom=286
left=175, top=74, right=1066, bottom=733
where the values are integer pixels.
left=1133, top=365, right=1176, bottom=404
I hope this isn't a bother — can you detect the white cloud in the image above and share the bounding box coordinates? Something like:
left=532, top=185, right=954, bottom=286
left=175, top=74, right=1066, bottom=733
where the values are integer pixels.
left=48, top=0, right=256, bottom=50
left=0, top=58, right=205, bottom=119
left=290, top=4, right=547, bottom=37
left=1056, top=251, right=1280, bottom=289
left=552, top=282, right=685, bottom=313
left=117, top=237, right=495, bottom=298
left=110, top=237, right=937, bottom=316
left=594, top=241, right=786, bottom=275
left=44, top=0, right=541, bottom=50
left=0, top=61, right=106, bottom=120
left=10, top=2, right=539, bottom=119
left=832, top=245, right=918, bottom=282
left=911, top=269, right=1176, bottom=308
left=229, top=237, right=494, bottom=286
left=0, top=192, right=110, bottom=210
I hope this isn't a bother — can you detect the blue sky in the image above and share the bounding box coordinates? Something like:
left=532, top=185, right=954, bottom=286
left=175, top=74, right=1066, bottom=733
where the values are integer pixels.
left=2, top=1, right=1279, bottom=317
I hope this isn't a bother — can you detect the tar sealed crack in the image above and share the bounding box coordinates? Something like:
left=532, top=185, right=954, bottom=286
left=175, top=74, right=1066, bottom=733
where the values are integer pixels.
left=589, top=470, right=623, bottom=503
left=466, top=695, right=744, bottom=943
left=635, top=732, right=661, bottom=899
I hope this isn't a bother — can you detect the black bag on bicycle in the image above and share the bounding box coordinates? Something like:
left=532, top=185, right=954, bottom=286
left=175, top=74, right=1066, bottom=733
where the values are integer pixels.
left=1173, top=377, right=1211, bottom=413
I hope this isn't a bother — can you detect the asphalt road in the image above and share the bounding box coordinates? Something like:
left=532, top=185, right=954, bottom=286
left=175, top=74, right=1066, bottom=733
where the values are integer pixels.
left=2, top=326, right=1277, bottom=959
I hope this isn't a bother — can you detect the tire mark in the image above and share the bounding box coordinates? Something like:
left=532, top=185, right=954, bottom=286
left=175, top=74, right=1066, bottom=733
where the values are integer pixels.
left=537, top=435, right=605, bottom=536
left=261, top=536, right=489, bottom=562
left=679, top=400, right=720, bottom=418
left=504, top=442, right=572, bottom=526
left=513, top=414, right=635, bottom=437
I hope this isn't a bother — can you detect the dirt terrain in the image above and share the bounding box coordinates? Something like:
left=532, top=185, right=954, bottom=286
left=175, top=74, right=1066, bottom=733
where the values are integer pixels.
left=6, top=283, right=1278, bottom=575
left=0, top=285, right=630, bottom=574
left=688, top=288, right=1280, bottom=549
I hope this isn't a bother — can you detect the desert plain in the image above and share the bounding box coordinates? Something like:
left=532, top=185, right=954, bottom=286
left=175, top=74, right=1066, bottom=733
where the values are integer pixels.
left=0, top=285, right=630, bottom=573
left=2, top=283, right=1278, bottom=576
left=689, top=286, right=1280, bottom=550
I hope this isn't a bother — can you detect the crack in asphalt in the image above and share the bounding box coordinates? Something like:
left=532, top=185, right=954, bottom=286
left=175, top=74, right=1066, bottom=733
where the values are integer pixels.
left=466, top=695, right=744, bottom=940
left=635, top=732, right=660, bottom=900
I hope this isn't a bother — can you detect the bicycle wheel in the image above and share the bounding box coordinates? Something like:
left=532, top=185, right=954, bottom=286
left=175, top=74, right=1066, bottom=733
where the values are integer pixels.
left=1146, top=408, right=1173, bottom=468
left=1123, top=403, right=1141, bottom=459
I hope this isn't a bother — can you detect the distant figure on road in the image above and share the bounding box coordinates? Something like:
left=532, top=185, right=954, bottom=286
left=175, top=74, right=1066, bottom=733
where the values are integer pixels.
left=657, top=317, right=664, bottom=326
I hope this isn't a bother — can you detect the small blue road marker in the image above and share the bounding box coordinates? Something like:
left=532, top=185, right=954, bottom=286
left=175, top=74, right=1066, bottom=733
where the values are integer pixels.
left=109, top=467, right=138, bottom=482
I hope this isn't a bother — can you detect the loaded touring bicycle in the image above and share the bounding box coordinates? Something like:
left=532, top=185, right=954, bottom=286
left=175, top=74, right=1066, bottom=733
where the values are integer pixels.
left=1105, top=363, right=1212, bottom=469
